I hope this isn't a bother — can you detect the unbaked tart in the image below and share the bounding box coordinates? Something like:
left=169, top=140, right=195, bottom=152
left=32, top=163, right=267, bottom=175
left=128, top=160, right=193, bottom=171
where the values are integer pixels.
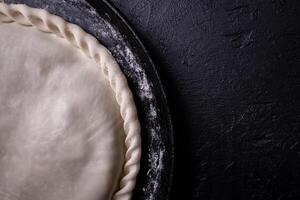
left=0, top=2, right=141, bottom=200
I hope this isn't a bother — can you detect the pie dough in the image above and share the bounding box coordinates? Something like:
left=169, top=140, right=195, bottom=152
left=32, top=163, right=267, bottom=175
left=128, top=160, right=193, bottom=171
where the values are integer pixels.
left=0, top=3, right=141, bottom=200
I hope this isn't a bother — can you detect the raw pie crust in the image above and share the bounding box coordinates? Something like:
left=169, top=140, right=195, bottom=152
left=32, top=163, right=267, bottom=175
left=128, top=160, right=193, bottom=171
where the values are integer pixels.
left=0, top=3, right=141, bottom=200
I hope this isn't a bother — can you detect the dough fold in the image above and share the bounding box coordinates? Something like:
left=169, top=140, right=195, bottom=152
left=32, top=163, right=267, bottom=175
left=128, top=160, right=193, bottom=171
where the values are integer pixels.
left=0, top=3, right=141, bottom=200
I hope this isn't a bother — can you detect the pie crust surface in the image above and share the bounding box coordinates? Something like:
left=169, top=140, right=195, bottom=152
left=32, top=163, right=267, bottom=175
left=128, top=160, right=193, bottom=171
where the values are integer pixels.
left=0, top=3, right=141, bottom=200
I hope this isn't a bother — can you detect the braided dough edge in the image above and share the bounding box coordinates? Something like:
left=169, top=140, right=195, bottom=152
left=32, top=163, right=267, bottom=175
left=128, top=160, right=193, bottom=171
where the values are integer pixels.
left=0, top=3, right=142, bottom=200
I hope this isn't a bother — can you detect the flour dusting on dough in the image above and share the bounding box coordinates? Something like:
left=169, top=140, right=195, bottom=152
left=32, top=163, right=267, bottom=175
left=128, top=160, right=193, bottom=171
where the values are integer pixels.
left=64, top=2, right=166, bottom=199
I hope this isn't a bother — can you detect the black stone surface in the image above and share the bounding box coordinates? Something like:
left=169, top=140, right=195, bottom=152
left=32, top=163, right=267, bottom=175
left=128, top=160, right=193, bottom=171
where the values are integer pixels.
left=3, top=0, right=174, bottom=200
left=109, top=0, right=300, bottom=200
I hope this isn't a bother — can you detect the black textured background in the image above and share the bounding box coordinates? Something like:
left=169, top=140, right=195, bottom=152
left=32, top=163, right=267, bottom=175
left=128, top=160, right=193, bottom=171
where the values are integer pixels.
left=109, top=0, right=300, bottom=199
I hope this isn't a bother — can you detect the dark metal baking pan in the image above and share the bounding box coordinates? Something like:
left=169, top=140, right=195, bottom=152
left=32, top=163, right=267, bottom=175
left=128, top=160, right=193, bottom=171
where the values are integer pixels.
left=3, top=0, right=174, bottom=199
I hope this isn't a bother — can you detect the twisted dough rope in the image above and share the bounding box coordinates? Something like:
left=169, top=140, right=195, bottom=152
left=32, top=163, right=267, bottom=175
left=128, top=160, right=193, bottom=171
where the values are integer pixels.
left=0, top=3, right=141, bottom=200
